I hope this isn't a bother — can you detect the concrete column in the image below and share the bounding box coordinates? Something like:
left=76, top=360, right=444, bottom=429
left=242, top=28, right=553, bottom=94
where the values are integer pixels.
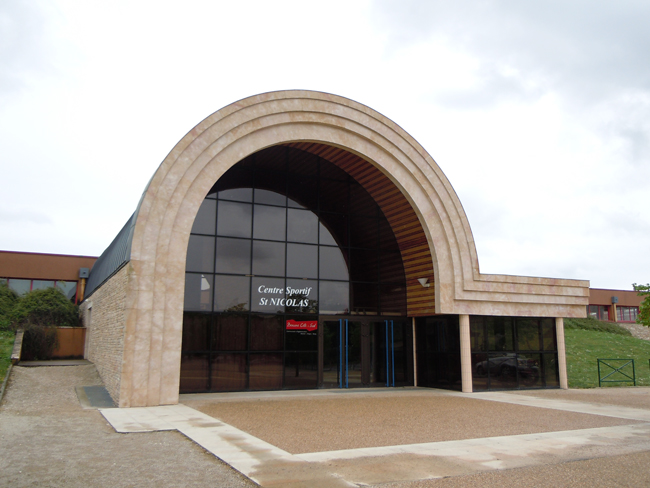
left=459, top=314, right=473, bottom=393
left=556, top=317, right=568, bottom=389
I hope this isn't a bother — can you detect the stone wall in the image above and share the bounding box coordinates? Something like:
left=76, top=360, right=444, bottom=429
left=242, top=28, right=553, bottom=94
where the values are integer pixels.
left=80, top=265, right=129, bottom=404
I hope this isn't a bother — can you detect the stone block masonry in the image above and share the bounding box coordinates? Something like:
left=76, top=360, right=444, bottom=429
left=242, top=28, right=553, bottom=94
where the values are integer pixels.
left=80, top=265, right=129, bottom=404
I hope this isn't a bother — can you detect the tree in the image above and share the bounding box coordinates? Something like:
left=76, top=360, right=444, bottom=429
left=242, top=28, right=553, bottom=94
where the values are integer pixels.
left=633, top=283, right=650, bottom=327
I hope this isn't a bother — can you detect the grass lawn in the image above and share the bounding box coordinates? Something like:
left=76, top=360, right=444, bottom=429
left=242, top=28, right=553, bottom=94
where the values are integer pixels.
left=0, top=330, right=15, bottom=385
left=565, top=328, right=650, bottom=388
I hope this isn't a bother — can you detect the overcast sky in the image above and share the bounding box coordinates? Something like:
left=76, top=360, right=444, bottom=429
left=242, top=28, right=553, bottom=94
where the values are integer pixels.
left=1, top=1, right=649, bottom=290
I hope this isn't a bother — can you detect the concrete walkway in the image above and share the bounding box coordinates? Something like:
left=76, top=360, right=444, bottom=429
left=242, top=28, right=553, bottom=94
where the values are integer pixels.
left=101, top=388, right=650, bottom=487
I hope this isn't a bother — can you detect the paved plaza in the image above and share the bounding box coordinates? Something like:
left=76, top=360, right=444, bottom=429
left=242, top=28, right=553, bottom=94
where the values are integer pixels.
left=2, top=364, right=650, bottom=487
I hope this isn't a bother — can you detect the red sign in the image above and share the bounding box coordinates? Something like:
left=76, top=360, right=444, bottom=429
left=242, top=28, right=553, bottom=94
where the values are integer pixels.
left=286, top=320, right=318, bottom=332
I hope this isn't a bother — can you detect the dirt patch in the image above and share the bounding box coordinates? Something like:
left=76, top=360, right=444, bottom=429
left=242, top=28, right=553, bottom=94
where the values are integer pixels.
left=185, top=392, right=640, bottom=454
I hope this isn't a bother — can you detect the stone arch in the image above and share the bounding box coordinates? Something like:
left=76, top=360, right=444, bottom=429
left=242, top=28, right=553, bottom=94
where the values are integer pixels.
left=116, top=90, right=584, bottom=407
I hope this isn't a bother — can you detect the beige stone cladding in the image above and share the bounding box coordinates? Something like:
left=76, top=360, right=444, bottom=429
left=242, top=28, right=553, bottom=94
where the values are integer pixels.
left=80, top=265, right=129, bottom=404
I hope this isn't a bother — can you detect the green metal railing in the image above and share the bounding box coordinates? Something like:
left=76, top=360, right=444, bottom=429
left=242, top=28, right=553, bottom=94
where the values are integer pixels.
left=597, top=359, right=636, bottom=387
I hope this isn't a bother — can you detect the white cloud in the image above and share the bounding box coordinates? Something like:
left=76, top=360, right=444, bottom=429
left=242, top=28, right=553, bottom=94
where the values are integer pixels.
left=0, top=0, right=648, bottom=290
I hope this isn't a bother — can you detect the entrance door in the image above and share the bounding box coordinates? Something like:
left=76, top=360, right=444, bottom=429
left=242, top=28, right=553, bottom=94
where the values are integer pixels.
left=321, top=318, right=411, bottom=388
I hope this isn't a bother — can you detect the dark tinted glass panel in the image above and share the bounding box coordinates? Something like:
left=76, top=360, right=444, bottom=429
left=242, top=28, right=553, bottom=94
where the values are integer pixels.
left=212, top=314, right=247, bottom=351
left=320, top=281, right=349, bottom=314
left=471, top=353, right=489, bottom=390
left=541, top=319, right=557, bottom=351
left=286, top=279, right=318, bottom=314
left=250, top=314, right=284, bottom=351
left=253, top=205, right=286, bottom=241
left=217, top=201, right=252, bottom=238
left=319, top=214, right=347, bottom=247
left=186, top=235, right=215, bottom=272
left=287, top=208, right=318, bottom=243
left=285, top=317, right=318, bottom=350
left=8, top=279, right=30, bottom=295
left=379, top=216, right=398, bottom=250
left=349, top=216, right=378, bottom=249
left=415, top=317, right=462, bottom=390
left=518, top=353, right=542, bottom=388
left=211, top=354, right=246, bottom=391
left=379, top=251, right=405, bottom=283
left=284, top=352, right=318, bottom=388
left=470, top=317, right=486, bottom=351
left=56, top=281, right=77, bottom=301
left=287, top=150, right=317, bottom=175
left=184, top=273, right=213, bottom=312
left=320, top=160, right=348, bottom=180
left=286, top=243, right=318, bottom=279
left=252, top=241, right=286, bottom=277
left=543, top=353, right=559, bottom=387
left=323, top=321, right=342, bottom=387
left=179, top=354, right=209, bottom=393
left=56, top=281, right=78, bottom=301
left=487, top=317, right=514, bottom=351
left=319, top=179, right=348, bottom=213
left=214, top=166, right=253, bottom=200
left=379, top=283, right=406, bottom=316
left=517, top=319, right=541, bottom=351
left=254, top=147, right=285, bottom=171
left=32, top=280, right=54, bottom=290
left=351, top=282, right=379, bottom=314
left=214, top=275, right=250, bottom=312
left=254, top=187, right=287, bottom=207
left=319, top=224, right=337, bottom=246
left=288, top=175, right=318, bottom=210
left=182, top=313, right=210, bottom=351
left=319, top=247, right=348, bottom=281
left=488, top=353, right=518, bottom=389
left=251, top=277, right=286, bottom=314
left=215, top=237, right=251, bottom=274
left=218, top=188, right=253, bottom=202
left=191, top=199, right=216, bottom=235
left=350, top=249, right=378, bottom=282
left=249, top=353, right=283, bottom=390
left=349, top=183, right=377, bottom=217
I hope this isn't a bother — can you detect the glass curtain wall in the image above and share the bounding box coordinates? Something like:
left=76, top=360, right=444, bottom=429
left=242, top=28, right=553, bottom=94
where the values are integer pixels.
left=415, top=316, right=462, bottom=391
left=180, top=145, right=407, bottom=393
left=470, top=316, right=559, bottom=390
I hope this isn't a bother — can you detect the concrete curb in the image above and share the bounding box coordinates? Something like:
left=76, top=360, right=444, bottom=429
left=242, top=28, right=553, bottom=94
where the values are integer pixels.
left=10, top=329, right=23, bottom=364
left=0, top=362, right=13, bottom=405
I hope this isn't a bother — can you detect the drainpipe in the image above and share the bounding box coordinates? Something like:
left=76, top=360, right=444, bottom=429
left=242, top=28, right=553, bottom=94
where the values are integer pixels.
left=459, top=314, right=473, bottom=393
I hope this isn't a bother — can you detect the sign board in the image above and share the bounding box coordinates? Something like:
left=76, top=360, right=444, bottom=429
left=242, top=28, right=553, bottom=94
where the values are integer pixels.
left=286, top=319, right=318, bottom=332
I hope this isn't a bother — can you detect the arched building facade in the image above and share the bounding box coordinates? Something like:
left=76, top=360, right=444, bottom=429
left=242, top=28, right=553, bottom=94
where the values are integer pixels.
left=81, top=91, right=589, bottom=407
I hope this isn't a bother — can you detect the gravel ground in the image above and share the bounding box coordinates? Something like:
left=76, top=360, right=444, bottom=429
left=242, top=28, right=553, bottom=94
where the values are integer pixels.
left=0, top=365, right=256, bottom=488
left=185, top=392, right=639, bottom=454
left=511, top=386, right=650, bottom=409
left=381, top=450, right=650, bottom=488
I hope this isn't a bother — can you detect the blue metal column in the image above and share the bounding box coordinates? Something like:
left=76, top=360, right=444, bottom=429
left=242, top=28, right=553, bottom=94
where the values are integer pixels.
left=385, top=320, right=390, bottom=387
left=391, top=320, right=395, bottom=387
left=345, top=319, right=349, bottom=388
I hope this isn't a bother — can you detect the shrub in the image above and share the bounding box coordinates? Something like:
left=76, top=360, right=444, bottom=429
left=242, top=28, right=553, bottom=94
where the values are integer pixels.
left=9, top=287, right=80, bottom=360
left=564, top=317, right=632, bottom=336
left=0, top=283, right=18, bottom=331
